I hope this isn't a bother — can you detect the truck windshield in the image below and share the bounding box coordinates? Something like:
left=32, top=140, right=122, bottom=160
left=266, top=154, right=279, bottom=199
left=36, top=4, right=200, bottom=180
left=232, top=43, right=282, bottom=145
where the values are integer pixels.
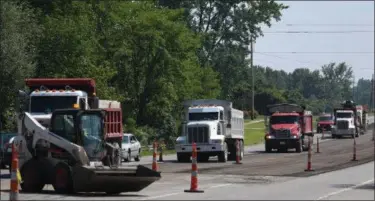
left=30, top=96, right=77, bottom=113
left=319, top=116, right=332, bottom=121
left=189, top=112, right=218, bottom=121
left=270, top=116, right=299, bottom=124
left=336, top=112, right=352, bottom=118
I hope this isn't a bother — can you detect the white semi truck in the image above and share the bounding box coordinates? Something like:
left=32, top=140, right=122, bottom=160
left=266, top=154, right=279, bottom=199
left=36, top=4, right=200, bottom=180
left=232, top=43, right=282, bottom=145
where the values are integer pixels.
left=331, top=100, right=360, bottom=138
left=175, top=99, right=244, bottom=163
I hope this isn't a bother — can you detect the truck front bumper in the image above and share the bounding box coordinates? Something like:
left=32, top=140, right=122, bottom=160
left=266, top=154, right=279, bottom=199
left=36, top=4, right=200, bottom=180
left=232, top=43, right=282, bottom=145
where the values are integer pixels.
left=175, top=143, right=224, bottom=154
left=332, top=128, right=355, bottom=136
left=265, top=139, right=300, bottom=149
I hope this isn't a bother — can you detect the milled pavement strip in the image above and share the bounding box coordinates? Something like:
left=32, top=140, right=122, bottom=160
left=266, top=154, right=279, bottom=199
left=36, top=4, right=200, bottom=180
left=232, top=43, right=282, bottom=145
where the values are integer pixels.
left=316, top=179, right=375, bottom=201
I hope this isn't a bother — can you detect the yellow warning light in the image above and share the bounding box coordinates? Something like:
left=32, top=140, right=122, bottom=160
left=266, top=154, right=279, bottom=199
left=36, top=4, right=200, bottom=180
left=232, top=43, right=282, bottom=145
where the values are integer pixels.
left=73, top=104, right=79, bottom=109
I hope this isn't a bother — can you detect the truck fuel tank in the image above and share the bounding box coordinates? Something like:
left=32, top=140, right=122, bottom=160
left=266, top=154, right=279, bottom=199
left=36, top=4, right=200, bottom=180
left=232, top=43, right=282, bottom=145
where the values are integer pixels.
left=71, top=164, right=161, bottom=193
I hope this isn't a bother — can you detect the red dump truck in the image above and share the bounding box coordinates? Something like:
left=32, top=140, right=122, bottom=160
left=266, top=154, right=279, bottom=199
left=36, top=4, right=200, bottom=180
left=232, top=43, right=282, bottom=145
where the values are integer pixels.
left=264, top=103, right=314, bottom=153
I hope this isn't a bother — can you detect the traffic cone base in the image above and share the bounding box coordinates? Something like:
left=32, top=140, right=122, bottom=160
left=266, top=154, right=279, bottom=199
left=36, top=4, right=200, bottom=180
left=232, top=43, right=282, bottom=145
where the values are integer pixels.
left=184, top=189, right=204, bottom=193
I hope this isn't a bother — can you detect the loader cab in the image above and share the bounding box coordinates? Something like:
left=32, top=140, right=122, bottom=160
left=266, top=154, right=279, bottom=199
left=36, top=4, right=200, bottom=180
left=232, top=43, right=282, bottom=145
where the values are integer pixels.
left=50, top=109, right=106, bottom=159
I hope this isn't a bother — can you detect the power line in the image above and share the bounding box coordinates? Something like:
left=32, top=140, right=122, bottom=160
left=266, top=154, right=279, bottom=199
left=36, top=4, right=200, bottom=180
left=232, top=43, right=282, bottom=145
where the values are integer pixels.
left=263, top=30, right=374, bottom=34
left=255, top=52, right=322, bottom=66
left=255, top=51, right=375, bottom=54
left=282, top=23, right=374, bottom=27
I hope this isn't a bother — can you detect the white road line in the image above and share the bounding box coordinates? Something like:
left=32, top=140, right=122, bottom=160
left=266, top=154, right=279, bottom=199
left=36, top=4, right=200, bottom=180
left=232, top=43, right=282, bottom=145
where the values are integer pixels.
left=316, top=179, right=374, bottom=200
left=141, top=183, right=232, bottom=200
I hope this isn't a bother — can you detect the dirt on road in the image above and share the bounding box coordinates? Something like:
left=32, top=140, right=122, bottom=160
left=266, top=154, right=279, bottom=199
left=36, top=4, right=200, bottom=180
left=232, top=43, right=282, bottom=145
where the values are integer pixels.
left=146, top=130, right=374, bottom=178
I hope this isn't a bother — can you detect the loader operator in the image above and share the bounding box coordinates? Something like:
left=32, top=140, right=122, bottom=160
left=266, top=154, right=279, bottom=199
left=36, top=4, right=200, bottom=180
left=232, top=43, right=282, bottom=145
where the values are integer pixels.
left=80, top=114, right=104, bottom=160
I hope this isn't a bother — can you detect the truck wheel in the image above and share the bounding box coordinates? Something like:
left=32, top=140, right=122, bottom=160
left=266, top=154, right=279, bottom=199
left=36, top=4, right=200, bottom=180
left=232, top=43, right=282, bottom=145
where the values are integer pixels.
left=197, top=154, right=209, bottom=162
left=177, top=153, right=189, bottom=162
left=265, top=142, right=272, bottom=153
left=52, top=163, right=74, bottom=194
left=134, top=149, right=141, bottom=162
left=20, top=159, right=45, bottom=193
left=218, top=142, right=228, bottom=162
left=240, top=140, right=244, bottom=160
left=295, top=140, right=302, bottom=153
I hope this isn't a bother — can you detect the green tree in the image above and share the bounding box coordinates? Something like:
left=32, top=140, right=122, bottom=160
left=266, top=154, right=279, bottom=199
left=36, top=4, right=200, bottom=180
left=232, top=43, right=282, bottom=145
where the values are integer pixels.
left=0, top=1, right=42, bottom=131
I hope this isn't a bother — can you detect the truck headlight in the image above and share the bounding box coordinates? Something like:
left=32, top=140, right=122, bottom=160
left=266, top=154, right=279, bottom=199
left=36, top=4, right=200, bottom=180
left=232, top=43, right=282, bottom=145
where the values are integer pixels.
left=176, top=139, right=185, bottom=144
left=211, top=139, right=222, bottom=144
left=265, top=135, right=274, bottom=139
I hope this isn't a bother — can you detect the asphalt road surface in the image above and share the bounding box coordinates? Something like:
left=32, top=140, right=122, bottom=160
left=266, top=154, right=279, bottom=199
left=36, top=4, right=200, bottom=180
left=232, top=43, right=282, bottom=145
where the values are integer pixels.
left=0, top=123, right=374, bottom=200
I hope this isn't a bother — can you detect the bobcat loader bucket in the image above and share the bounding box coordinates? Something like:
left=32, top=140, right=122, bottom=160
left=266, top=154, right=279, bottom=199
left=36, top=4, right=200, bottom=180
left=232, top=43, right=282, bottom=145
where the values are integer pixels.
left=71, top=165, right=161, bottom=193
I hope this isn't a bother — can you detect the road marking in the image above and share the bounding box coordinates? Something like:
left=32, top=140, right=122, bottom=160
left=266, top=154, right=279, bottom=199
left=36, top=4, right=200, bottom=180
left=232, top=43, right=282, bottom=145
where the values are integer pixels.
left=316, top=179, right=374, bottom=200
left=141, top=183, right=232, bottom=200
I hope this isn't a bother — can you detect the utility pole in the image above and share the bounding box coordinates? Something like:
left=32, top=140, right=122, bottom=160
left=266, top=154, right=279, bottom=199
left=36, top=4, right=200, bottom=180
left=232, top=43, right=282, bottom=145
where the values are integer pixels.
left=250, top=36, right=255, bottom=120
left=371, top=74, right=374, bottom=112
left=352, top=75, right=355, bottom=102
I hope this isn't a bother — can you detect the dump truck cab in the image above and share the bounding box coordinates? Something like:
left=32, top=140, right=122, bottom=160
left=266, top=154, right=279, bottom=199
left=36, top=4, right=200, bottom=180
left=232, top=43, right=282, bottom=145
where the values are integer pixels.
left=264, top=103, right=313, bottom=153
left=24, top=78, right=98, bottom=128
left=316, top=113, right=334, bottom=133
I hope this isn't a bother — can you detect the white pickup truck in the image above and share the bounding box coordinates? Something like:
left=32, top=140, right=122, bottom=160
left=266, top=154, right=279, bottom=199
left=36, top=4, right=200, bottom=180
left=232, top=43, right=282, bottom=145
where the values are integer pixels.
left=175, top=99, right=244, bottom=163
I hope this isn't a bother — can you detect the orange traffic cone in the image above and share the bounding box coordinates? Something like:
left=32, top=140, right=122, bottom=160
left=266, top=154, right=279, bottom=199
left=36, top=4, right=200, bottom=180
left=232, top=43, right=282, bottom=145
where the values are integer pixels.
left=305, top=136, right=314, bottom=172
left=234, top=139, right=242, bottom=164
left=152, top=141, right=158, bottom=171
left=351, top=137, right=357, bottom=161
left=316, top=136, right=320, bottom=153
left=184, top=142, right=204, bottom=193
left=9, top=143, right=19, bottom=201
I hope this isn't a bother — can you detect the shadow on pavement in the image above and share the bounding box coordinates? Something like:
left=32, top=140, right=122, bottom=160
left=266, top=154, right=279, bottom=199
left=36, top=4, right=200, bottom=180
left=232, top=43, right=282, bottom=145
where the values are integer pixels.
left=331, top=183, right=375, bottom=190
left=1, top=189, right=147, bottom=197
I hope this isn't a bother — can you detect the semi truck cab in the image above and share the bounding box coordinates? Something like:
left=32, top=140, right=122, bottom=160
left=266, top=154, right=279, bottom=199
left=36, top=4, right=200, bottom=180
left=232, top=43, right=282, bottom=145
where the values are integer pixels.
left=175, top=105, right=226, bottom=161
left=175, top=99, right=244, bottom=163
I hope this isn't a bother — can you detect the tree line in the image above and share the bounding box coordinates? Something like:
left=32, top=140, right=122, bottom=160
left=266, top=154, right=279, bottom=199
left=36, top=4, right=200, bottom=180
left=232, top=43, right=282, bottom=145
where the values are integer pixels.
left=1, top=0, right=373, bottom=145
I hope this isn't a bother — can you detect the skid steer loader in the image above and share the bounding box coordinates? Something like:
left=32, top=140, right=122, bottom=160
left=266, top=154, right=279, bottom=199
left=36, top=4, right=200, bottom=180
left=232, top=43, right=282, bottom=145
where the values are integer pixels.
left=12, top=108, right=161, bottom=195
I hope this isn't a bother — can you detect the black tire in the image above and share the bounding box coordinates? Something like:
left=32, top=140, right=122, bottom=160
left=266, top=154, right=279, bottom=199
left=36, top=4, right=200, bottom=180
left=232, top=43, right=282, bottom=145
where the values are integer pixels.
left=240, top=140, right=244, bottom=160
left=296, top=140, right=302, bottom=153
left=20, top=159, right=45, bottom=193
left=134, top=149, right=141, bottom=162
left=265, top=141, right=272, bottom=153
left=52, top=162, right=74, bottom=194
left=197, top=154, right=209, bottom=162
left=218, top=142, right=228, bottom=162
left=177, top=153, right=189, bottom=162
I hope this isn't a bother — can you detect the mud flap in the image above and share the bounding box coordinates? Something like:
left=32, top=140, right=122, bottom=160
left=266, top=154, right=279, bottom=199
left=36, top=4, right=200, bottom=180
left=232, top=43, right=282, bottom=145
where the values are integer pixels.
left=71, top=165, right=161, bottom=193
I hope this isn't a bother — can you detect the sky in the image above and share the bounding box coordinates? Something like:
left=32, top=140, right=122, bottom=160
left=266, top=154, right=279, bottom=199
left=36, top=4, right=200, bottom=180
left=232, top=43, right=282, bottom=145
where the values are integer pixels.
left=254, top=1, right=374, bottom=82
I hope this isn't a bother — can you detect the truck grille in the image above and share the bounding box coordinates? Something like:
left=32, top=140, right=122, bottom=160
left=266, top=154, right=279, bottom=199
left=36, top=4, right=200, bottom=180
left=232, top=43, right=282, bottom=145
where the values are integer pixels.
left=337, top=121, right=349, bottom=129
left=187, top=126, right=209, bottom=144
left=274, top=129, right=290, bottom=138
